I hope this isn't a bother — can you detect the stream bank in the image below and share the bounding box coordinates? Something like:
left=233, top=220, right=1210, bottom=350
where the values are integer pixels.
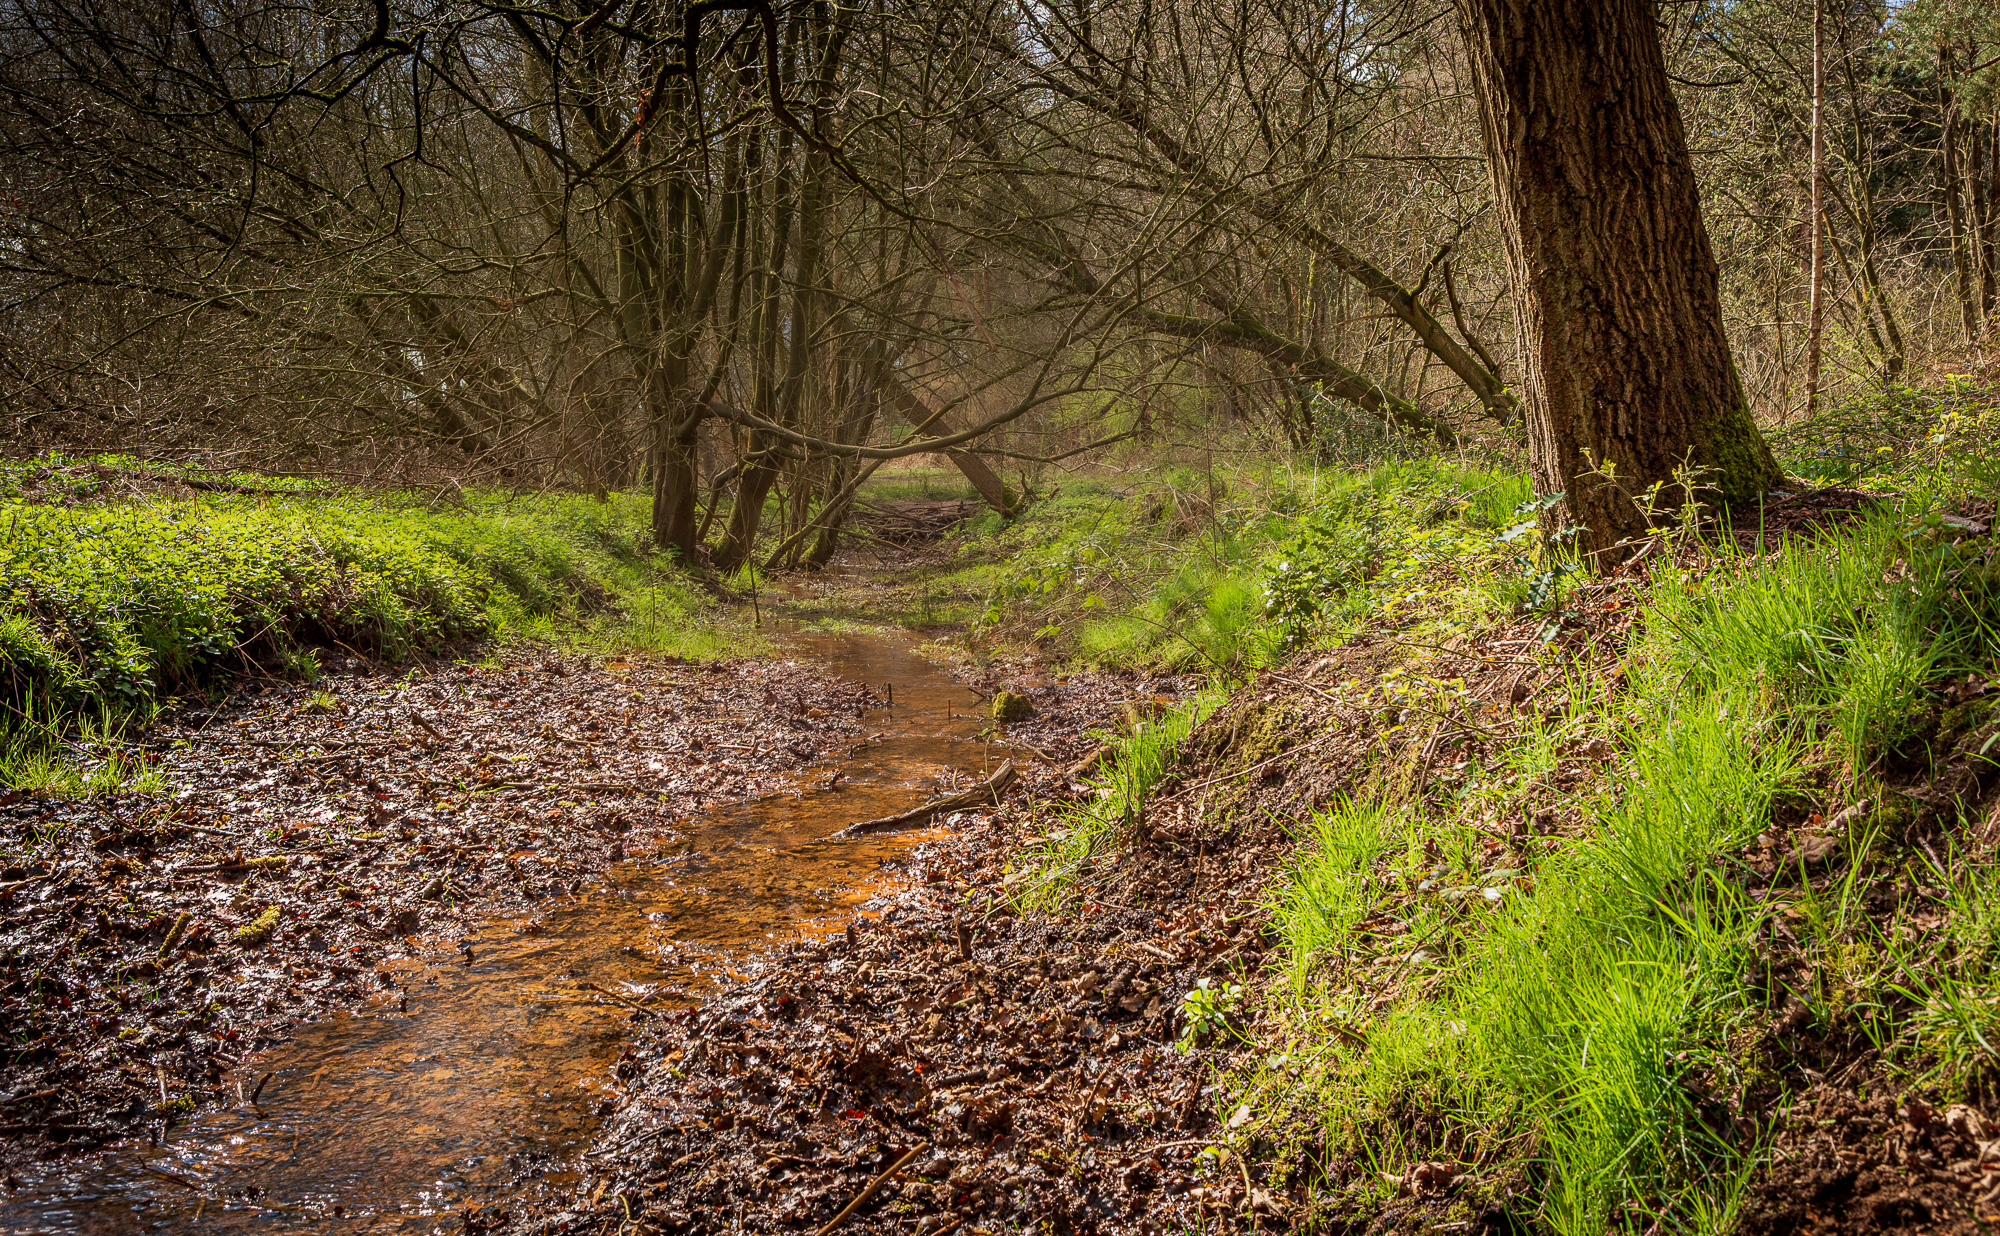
left=0, top=605, right=1164, bottom=1232
left=0, top=647, right=872, bottom=1179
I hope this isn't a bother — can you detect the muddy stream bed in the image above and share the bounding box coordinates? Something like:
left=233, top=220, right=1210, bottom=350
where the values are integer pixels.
left=2, top=623, right=1007, bottom=1234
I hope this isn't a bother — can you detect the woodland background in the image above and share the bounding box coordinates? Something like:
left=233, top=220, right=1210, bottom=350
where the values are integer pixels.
left=1, top=0, right=1995, bottom=564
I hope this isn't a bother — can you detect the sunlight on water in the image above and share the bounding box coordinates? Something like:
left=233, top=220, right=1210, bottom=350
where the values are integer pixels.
left=2, top=623, right=1001, bottom=1234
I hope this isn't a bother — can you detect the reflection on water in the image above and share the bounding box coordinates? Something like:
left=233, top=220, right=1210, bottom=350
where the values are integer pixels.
left=3, top=625, right=1000, bottom=1234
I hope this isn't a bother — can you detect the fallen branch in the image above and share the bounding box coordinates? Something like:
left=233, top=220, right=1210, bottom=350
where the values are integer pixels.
left=1066, top=743, right=1113, bottom=779
left=835, top=762, right=1017, bottom=837
left=814, top=1142, right=929, bottom=1236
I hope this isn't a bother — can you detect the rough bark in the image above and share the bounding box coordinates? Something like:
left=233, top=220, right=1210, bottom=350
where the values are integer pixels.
left=1942, top=53, right=1981, bottom=343
left=1805, top=0, right=1825, bottom=418
left=1452, top=0, right=1782, bottom=564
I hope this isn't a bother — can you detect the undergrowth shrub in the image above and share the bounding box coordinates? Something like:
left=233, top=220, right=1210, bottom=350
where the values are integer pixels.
left=0, top=481, right=714, bottom=724
left=968, top=460, right=1530, bottom=676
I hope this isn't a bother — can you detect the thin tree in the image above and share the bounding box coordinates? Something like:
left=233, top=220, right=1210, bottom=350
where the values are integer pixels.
left=1806, top=0, right=1827, bottom=418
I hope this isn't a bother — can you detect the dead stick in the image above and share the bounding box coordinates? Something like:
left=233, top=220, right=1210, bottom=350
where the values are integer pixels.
left=155, top=911, right=192, bottom=962
left=573, top=982, right=657, bottom=1014
left=813, top=1142, right=928, bottom=1236
left=141, top=1164, right=203, bottom=1192
left=835, top=762, right=1016, bottom=837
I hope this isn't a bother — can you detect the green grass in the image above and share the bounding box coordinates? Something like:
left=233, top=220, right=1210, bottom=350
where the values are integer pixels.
left=857, top=467, right=988, bottom=504
left=956, top=459, right=1532, bottom=678
left=1224, top=493, right=2000, bottom=1233
left=1007, top=684, right=1225, bottom=911
left=0, top=700, right=165, bottom=796
left=0, top=458, right=758, bottom=788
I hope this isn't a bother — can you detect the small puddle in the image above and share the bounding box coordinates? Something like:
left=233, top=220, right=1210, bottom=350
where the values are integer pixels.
left=4, top=624, right=1001, bottom=1234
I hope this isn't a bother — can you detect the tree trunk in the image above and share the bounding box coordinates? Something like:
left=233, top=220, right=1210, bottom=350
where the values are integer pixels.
left=1981, top=121, right=1999, bottom=323
left=1805, top=0, right=1825, bottom=418
left=1452, top=0, right=1781, bottom=564
left=1941, top=51, right=1981, bottom=343
left=648, top=361, right=701, bottom=561
left=1840, top=39, right=1906, bottom=378
left=874, top=368, right=1015, bottom=514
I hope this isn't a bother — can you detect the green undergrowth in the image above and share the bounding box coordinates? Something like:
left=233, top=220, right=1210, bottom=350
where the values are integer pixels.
left=998, top=458, right=1546, bottom=912
left=1765, top=372, right=2000, bottom=487
left=1224, top=502, right=2000, bottom=1233
left=1007, top=684, right=1227, bottom=912
left=981, top=377, right=2000, bottom=1232
left=0, top=462, right=749, bottom=786
left=955, top=459, right=1532, bottom=676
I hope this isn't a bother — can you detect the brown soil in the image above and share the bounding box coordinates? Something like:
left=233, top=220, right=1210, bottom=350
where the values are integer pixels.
left=0, top=647, right=872, bottom=1169
left=1740, top=1082, right=2000, bottom=1235
left=500, top=798, right=1277, bottom=1236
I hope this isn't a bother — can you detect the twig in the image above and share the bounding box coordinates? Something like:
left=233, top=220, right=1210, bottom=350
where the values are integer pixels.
left=140, top=1164, right=205, bottom=1192
left=573, top=982, right=660, bottom=1014
left=835, top=762, right=1016, bottom=836
left=813, top=1142, right=928, bottom=1236
left=1386, top=635, right=1546, bottom=668
left=1174, top=728, right=1344, bottom=794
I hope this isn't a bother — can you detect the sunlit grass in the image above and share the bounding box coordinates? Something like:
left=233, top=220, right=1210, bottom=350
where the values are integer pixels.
left=1232, top=492, right=1999, bottom=1231
left=1008, top=686, right=1224, bottom=911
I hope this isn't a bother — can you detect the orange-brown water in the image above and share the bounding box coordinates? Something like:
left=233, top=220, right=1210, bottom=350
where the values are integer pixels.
left=4, top=626, right=1000, bottom=1234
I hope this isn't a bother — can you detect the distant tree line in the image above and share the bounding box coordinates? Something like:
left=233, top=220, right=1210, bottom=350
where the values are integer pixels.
left=0, top=1, right=1993, bottom=566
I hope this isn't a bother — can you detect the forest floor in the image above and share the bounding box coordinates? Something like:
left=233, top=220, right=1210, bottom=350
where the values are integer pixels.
left=0, top=500, right=1175, bottom=1207
left=9, top=451, right=2000, bottom=1236
left=0, top=645, right=880, bottom=1170
left=500, top=479, right=2000, bottom=1236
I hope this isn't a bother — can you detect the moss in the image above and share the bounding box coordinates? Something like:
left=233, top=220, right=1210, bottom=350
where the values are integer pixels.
left=1699, top=397, right=1785, bottom=504
left=154, top=909, right=192, bottom=959
left=234, top=906, right=280, bottom=945
left=1237, top=700, right=1295, bottom=765
left=1873, top=789, right=1920, bottom=838
left=992, top=691, right=1033, bottom=722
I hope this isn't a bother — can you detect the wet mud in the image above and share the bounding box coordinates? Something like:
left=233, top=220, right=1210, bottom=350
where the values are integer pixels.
left=0, top=623, right=1037, bottom=1233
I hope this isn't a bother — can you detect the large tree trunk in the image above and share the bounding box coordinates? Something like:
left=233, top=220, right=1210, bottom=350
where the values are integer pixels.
left=1452, top=0, right=1781, bottom=564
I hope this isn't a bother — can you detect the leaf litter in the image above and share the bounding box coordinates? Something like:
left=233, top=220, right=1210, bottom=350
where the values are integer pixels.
left=0, top=645, right=876, bottom=1170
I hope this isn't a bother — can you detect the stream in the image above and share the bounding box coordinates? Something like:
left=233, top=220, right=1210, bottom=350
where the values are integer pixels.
left=2, top=623, right=1001, bottom=1234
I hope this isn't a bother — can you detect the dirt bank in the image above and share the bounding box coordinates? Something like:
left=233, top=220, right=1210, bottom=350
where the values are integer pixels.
left=504, top=514, right=2000, bottom=1236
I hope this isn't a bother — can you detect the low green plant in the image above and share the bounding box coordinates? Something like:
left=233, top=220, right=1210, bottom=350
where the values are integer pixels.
left=0, top=465, right=742, bottom=726
left=1263, top=461, right=1525, bottom=652
left=1233, top=494, right=2000, bottom=1233
left=1178, top=978, right=1246, bottom=1051
left=1010, top=686, right=1223, bottom=909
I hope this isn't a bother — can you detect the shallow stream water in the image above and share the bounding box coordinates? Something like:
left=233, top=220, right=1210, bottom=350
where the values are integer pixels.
left=3, top=623, right=998, bottom=1234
